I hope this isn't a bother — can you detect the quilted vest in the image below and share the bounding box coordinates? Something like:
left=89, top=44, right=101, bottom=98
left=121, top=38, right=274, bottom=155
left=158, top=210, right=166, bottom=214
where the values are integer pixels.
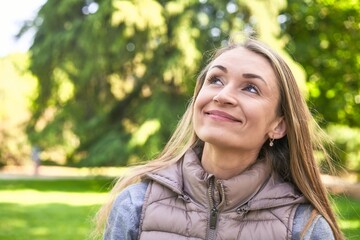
left=138, top=149, right=307, bottom=240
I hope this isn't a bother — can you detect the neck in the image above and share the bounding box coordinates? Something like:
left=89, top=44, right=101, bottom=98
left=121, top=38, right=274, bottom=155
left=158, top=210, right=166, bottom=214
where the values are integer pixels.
left=201, top=143, right=259, bottom=180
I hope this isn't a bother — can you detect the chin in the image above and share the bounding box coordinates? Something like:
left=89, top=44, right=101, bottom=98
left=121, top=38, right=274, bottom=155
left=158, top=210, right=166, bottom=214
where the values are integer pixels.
left=198, top=134, right=236, bottom=148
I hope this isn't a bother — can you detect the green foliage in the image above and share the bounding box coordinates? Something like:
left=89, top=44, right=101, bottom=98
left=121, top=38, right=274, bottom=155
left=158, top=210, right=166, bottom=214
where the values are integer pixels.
left=22, top=0, right=360, bottom=167
left=280, top=0, right=360, bottom=175
left=22, top=0, right=258, bottom=166
left=280, top=0, right=360, bottom=127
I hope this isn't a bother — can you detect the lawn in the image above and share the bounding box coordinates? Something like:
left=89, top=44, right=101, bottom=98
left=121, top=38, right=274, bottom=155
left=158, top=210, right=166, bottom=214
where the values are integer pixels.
left=0, top=177, right=114, bottom=240
left=0, top=177, right=359, bottom=239
left=331, top=194, right=360, bottom=239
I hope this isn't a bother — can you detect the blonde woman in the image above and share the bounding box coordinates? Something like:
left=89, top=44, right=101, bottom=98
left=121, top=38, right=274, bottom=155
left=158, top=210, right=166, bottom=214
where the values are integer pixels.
left=95, top=38, right=343, bottom=240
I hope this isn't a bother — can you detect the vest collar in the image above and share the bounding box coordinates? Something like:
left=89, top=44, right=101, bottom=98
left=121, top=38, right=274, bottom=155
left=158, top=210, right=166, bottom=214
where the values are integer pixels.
left=146, top=148, right=305, bottom=211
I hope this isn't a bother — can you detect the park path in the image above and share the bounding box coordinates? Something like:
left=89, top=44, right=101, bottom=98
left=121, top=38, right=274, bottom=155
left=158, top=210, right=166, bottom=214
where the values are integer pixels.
left=321, top=174, right=360, bottom=200
left=1, top=165, right=359, bottom=200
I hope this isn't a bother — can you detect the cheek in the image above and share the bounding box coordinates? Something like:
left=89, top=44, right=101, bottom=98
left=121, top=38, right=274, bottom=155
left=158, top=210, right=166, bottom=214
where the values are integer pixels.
left=193, top=98, right=203, bottom=122
left=244, top=101, right=278, bottom=126
left=193, top=91, right=209, bottom=129
left=194, top=90, right=208, bottom=111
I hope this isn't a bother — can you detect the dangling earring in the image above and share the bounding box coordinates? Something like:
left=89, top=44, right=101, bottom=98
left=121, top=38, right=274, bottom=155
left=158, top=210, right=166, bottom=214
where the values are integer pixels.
left=269, top=138, right=274, bottom=147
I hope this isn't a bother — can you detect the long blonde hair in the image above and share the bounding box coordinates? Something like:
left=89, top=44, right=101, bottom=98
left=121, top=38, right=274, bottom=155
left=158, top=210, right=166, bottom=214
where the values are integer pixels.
left=93, top=38, right=343, bottom=240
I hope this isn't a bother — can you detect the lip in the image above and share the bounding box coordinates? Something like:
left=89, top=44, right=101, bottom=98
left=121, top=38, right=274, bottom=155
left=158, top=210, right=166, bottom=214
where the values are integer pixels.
left=205, top=110, right=242, bottom=122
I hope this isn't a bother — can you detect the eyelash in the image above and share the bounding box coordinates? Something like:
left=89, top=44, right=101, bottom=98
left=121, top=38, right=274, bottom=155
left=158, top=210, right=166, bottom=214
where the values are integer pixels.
left=207, top=75, right=260, bottom=95
left=207, top=76, right=223, bottom=85
left=243, top=84, right=259, bottom=94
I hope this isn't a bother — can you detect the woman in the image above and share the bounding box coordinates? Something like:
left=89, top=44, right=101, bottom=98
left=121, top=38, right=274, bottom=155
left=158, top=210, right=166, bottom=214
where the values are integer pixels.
left=95, top=38, right=344, bottom=240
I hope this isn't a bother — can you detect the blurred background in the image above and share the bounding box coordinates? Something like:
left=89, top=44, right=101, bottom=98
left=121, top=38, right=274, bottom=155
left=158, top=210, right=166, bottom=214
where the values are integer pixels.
left=0, top=0, right=359, bottom=239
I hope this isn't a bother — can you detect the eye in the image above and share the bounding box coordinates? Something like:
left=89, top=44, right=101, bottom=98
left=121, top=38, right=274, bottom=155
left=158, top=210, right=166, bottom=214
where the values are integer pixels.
left=243, top=84, right=259, bottom=94
left=207, top=76, right=223, bottom=86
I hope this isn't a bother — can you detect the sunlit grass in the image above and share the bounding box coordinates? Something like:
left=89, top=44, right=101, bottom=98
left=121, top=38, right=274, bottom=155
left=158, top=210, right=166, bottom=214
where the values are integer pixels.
left=340, top=219, right=360, bottom=231
left=0, top=178, right=114, bottom=240
left=331, top=194, right=360, bottom=239
left=0, top=190, right=107, bottom=205
left=0, top=202, right=98, bottom=240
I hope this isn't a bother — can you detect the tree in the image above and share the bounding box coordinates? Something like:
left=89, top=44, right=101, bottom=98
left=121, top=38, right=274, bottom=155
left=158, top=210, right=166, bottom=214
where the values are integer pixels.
left=280, top=0, right=360, bottom=127
left=280, top=0, right=360, bottom=173
left=21, top=0, right=294, bottom=166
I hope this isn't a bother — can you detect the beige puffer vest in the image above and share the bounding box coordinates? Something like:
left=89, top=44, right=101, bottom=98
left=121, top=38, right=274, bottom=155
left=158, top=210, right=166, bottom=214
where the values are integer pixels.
left=138, top=149, right=307, bottom=240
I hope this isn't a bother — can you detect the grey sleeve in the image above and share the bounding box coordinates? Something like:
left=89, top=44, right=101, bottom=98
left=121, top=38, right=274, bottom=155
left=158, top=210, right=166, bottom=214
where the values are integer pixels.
left=104, top=181, right=148, bottom=240
left=292, top=204, right=335, bottom=240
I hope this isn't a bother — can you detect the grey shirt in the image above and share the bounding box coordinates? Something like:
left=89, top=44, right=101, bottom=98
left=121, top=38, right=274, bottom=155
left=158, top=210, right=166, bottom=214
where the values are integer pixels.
left=104, top=182, right=334, bottom=240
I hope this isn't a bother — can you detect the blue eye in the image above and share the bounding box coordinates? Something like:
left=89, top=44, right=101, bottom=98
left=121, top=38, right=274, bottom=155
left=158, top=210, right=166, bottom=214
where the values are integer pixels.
left=208, top=77, right=223, bottom=85
left=243, top=84, right=259, bottom=94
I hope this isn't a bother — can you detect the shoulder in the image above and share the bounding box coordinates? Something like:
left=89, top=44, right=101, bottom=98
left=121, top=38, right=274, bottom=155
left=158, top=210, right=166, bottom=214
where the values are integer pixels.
left=292, top=204, right=334, bottom=240
left=113, top=181, right=148, bottom=206
left=104, top=181, right=149, bottom=240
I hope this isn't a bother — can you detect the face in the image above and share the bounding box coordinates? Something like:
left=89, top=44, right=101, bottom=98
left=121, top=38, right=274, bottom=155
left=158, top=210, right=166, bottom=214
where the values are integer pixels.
left=193, top=47, right=285, bottom=153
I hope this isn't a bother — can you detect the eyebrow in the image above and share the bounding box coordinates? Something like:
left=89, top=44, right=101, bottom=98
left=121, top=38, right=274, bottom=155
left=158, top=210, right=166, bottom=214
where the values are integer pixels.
left=210, top=65, right=228, bottom=73
left=211, top=65, right=268, bottom=85
left=242, top=73, right=267, bottom=85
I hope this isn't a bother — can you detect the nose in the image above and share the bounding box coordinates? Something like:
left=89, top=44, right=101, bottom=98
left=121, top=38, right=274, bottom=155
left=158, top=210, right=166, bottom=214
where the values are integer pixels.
left=212, top=87, right=237, bottom=105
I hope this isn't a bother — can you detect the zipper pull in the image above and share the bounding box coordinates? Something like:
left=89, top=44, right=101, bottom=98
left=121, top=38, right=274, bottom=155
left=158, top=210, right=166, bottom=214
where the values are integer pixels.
left=209, top=207, right=218, bottom=229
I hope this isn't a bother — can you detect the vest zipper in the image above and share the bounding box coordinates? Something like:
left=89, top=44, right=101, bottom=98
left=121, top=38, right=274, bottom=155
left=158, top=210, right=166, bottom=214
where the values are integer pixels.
left=206, top=177, right=225, bottom=240
left=209, top=207, right=218, bottom=229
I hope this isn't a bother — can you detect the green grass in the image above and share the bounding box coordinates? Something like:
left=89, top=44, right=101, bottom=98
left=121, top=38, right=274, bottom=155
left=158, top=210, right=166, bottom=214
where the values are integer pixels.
left=0, top=178, right=359, bottom=239
left=331, top=194, right=360, bottom=239
left=0, top=177, right=115, bottom=240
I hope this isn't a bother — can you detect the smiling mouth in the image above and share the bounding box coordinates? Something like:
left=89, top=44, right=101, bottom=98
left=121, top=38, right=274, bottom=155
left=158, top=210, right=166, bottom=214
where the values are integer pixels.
left=205, top=110, right=242, bottom=122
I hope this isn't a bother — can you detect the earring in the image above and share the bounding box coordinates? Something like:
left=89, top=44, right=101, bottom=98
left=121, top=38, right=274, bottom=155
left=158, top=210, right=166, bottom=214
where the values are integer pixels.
left=269, top=138, right=274, bottom=147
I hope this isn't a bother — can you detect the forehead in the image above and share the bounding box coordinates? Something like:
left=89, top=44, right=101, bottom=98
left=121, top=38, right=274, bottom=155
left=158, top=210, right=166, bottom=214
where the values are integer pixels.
left=210, top=47, right=275, bottom=77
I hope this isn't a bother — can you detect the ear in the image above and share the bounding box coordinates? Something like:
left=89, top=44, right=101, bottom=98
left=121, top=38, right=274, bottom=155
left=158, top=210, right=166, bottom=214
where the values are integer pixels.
left=269, top=117, right=287, bottom=139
